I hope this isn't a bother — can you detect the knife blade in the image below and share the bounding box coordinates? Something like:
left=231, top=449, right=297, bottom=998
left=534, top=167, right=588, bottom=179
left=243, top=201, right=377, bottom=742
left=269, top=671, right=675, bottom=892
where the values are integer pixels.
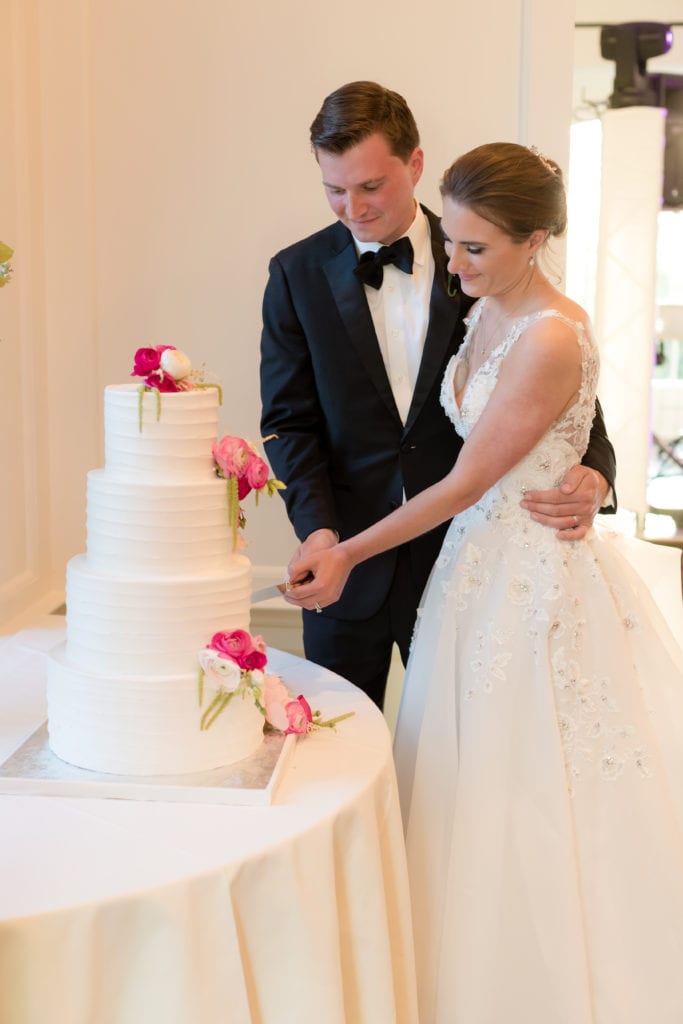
left=250, top=582, right=287, bottom=604
left=250, top=572, right=314, bottom=605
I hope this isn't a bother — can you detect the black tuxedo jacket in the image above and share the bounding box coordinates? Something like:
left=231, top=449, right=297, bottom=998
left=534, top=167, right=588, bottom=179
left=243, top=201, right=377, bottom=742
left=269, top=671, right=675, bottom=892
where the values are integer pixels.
left=259, top=206, right=616, bottom=620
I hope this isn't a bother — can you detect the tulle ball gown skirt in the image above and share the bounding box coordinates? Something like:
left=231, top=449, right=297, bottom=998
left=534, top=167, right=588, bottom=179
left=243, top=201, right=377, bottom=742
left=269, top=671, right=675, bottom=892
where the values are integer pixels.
left=393, top=518, right=683, bottom=1024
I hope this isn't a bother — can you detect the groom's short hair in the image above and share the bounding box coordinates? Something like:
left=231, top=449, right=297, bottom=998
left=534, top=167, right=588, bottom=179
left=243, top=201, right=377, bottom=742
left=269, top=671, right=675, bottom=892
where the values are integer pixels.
left=309, top=81, right=420, bottom=161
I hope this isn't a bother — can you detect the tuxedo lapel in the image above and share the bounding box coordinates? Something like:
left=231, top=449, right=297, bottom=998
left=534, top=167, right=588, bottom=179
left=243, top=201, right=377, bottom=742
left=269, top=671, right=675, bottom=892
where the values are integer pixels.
left=322, top=226, right=401, bottom=423
left=404, top=208, right=463, bottom=433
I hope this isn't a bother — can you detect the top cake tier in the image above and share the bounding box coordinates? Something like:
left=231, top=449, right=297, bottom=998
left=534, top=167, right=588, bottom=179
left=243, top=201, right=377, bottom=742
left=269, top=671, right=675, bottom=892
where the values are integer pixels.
left=104, top=384, right=220, bottom=481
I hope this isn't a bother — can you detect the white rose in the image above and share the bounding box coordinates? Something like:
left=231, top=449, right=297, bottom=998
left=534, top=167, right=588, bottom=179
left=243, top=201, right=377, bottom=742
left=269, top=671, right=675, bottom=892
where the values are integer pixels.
left=160, top=347, right=192, bottom=381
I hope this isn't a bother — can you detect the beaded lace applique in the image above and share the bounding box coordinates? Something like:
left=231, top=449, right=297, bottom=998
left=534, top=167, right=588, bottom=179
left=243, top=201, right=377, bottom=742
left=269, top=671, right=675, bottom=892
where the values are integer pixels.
left=430, top=303, right=650, bottom=787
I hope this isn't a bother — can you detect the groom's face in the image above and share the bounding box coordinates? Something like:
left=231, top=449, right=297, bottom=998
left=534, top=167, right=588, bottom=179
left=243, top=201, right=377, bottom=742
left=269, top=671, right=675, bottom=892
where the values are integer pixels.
left=317, top=132, right=423, bottom=246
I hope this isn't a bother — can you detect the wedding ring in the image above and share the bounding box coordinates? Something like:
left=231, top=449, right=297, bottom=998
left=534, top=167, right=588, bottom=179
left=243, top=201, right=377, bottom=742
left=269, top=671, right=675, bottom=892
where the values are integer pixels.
left=314, top=602, right=322, bottom=614
left=573, top=514, right=579, bottom=526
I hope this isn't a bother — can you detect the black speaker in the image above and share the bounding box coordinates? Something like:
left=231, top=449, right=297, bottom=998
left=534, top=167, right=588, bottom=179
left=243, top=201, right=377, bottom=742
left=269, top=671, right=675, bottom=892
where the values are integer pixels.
left=601, top=22, right=673, bottom=107
left=649, top=74, right=683, bottom=209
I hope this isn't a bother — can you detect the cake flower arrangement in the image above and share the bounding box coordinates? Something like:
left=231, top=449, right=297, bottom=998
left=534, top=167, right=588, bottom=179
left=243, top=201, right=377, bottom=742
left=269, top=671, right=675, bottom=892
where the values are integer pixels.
left=198, top=628, right=354, bottom=734
left=0, top=241, right=13, bottom=287
left=130, top=343, right=222, bottom=427
left=212, top=435, right=285, bottom=551
left=130, top=344, right=284, bottom=549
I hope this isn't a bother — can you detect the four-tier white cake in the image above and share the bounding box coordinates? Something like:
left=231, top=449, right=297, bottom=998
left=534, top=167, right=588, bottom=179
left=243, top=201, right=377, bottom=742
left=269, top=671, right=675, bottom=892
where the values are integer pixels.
left=46, top=384, right=265, bottom=776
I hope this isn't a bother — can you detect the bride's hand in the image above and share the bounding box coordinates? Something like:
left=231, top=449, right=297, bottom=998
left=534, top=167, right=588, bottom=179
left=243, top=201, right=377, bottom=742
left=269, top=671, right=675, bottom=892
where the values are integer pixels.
left=284, top=545, right=354, bottom=611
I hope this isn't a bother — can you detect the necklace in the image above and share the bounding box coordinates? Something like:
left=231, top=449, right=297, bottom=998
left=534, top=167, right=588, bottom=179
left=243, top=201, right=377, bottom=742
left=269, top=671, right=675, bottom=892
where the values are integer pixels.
left=474, top=305, right=514, bottom=361
left=474, top=296, right=531, bottom=361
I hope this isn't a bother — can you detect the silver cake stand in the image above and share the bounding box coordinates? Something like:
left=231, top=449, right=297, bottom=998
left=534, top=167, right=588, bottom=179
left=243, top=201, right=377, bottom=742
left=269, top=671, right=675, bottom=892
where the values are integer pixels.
left=0, top=723, right=296, bottom=806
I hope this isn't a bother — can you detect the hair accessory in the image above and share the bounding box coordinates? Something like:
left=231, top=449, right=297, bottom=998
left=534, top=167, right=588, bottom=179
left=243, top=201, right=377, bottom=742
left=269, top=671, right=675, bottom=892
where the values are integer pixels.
left=528, top=145, right=557, bottom=175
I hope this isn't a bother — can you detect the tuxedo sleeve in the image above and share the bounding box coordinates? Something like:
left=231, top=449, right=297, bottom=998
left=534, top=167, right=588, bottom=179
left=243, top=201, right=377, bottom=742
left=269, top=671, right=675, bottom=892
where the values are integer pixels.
left=582, top=397, right=617, bottom=512
left=259, top=254, right=340, bottom=541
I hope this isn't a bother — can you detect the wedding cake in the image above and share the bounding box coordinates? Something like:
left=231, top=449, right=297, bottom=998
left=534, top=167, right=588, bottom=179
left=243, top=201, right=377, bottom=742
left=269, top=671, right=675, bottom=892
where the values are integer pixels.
left=47, top=367, right=268, bottom=776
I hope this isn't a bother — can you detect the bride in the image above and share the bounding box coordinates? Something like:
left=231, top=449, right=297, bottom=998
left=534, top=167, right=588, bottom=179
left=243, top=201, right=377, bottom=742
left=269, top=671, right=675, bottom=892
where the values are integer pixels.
left=286, top=142, right=683, bottom=1022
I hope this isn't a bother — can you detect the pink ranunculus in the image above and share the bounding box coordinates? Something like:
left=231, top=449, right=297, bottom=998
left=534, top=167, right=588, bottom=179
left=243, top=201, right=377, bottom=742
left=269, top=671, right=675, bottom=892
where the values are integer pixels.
left=246, top=454, right=270, bottom=490
left=240, top=647, right=268, bottom=672
left=284, top=695, right=313, bottom=735
left=263, top=674, right=293, bottom=731
left=145, top=370, right=180, bottom=392
left=212, top=436, right=251, bottom=478
left=237, top=476, right=252, bottom=500
left=208, top=628, right=253, bottom=663
left=131, top=347, right=162, bottom=376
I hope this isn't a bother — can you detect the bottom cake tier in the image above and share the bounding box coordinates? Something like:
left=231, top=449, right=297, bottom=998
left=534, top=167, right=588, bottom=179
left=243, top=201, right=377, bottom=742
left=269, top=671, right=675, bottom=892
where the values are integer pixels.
left=46, top=645, right=266, bottom=775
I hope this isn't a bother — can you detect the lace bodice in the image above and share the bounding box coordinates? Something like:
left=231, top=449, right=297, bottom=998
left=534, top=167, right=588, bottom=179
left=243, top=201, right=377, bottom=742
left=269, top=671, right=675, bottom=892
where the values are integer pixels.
left=440, top=299, right=599, bottom=501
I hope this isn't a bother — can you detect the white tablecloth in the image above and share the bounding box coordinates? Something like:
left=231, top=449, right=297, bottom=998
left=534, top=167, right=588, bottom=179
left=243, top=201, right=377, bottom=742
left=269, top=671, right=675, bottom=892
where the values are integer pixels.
left=0, top=624, right=418, bottom=1024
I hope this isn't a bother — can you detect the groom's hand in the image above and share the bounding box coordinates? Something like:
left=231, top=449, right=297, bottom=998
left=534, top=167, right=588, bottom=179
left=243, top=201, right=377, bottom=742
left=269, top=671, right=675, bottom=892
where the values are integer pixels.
left=284, top=529, right=339, bottom=604
left=520, top=465, right=608, bottom=540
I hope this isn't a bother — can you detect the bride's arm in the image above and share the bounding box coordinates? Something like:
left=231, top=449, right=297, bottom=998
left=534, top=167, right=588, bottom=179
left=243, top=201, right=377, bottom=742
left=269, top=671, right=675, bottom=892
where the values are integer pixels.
left=287, top=319, right=583, bottom=610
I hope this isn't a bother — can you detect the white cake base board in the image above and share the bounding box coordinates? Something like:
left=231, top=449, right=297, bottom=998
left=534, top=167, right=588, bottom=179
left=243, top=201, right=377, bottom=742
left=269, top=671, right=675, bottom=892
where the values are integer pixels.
left=0, top=723, right=296, bottom=806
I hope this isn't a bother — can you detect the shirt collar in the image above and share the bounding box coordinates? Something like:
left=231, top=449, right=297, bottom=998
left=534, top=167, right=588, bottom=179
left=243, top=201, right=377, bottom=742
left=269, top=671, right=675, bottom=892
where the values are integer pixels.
left=352, top=203, right=430, bottom=266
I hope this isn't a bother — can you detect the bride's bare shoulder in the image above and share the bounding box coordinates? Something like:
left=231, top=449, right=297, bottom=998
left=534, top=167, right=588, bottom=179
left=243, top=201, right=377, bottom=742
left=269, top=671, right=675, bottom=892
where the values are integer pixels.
left=548, top=292, right=589, bottom=328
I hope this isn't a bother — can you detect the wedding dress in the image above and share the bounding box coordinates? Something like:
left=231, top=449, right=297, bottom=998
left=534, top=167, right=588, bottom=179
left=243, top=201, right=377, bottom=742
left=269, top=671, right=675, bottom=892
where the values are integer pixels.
left=393, top=300, right=683, bottom=1024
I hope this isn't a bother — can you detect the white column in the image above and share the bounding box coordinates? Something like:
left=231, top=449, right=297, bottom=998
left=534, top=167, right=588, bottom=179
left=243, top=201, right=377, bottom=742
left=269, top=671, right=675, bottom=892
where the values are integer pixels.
left=593, top=106, right=666, bottom=519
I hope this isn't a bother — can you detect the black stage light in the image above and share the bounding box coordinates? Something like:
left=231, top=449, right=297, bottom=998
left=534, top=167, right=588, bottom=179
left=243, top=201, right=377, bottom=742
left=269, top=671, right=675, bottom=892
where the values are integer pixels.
left=600, top=22, right=673, bottom=108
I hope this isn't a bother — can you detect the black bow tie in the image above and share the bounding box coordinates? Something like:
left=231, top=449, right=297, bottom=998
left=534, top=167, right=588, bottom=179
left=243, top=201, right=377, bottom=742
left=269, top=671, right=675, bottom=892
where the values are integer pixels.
left=353, top=236, right=414, bottom=290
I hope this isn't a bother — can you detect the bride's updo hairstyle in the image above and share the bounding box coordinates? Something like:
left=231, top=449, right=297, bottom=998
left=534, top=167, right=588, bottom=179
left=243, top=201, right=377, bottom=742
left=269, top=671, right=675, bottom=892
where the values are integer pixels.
left=440, top=142, right=567, bottom=246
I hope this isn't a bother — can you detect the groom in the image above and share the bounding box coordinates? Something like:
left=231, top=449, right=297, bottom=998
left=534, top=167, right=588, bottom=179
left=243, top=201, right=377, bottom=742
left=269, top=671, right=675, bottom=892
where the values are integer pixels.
left=259, top=81, right=616, bottom=708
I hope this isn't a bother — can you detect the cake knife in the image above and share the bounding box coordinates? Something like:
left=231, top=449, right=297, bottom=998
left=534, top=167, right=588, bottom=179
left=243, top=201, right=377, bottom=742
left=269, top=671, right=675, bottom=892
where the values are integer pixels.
left=250, top=582, right=287, bottom=604
left=250, top=572, right=315, bottom=605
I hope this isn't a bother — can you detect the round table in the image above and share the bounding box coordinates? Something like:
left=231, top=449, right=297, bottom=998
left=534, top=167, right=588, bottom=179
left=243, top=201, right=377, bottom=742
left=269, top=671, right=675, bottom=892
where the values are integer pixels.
left=0, top=622, right=418, bottom=1024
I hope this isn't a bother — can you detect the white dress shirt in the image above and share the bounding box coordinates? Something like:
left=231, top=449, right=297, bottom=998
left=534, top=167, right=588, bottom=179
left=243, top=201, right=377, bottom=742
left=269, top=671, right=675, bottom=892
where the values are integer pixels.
left=354, top=205, right=435, bottom=424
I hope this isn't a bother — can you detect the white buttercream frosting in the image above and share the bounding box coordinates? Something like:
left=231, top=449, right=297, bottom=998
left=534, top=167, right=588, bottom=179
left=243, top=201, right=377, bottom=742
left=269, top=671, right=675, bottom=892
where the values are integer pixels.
left=104, top=384, right=220, bottom=482
left=47, top=646, right=264, bottom=775
left=47, top=384, right=262, bottom=776
left=64, top=553, right=250, bottom=675
left=85, top=470, right=234, bottom=574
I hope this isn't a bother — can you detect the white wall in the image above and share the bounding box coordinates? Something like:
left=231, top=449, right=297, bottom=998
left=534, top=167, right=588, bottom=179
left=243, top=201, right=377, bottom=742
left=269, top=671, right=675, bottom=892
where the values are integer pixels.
left=1, top=0, right=575, bottom=626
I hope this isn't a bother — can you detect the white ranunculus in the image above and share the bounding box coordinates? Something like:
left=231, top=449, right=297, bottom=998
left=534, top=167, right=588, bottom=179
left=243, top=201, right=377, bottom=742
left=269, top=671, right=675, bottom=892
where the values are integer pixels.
left=160, top=347, right=192, bottom=380
left=198, top=649, right=241, bottom=692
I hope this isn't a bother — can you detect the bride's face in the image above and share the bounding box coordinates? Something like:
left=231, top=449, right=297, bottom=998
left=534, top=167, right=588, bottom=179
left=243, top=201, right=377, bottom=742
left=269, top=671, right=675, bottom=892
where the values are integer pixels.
left=440, top=197, right=539, bottom=300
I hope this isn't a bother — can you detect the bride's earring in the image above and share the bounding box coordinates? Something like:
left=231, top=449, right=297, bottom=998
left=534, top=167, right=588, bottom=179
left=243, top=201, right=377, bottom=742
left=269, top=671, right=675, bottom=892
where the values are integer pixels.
left=529, top=254, right=536, bottom=267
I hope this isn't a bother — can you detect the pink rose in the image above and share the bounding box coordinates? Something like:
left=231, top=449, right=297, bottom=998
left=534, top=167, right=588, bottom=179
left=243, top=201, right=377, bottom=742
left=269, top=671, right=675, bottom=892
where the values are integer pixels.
left=208, top=628, right=252, bottom=663
left=246, top=454, right=269, bottom=491
left=144, top=370, right=180, bottom=392
left=213, top=436, right=251, bottom=478
left=237, top=476, right=252, bottom=500
left=263, top=674, right=293, bottom=731
left=284, top=695, right=313, bottom=735
left=131, top=347, right=162, bottom=376
left=251, top=635, right=267, bottom=654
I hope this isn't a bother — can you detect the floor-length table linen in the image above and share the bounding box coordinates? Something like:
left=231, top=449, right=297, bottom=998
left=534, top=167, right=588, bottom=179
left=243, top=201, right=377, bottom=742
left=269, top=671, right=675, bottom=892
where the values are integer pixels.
left=0, top=623, right=418, bottom=1024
